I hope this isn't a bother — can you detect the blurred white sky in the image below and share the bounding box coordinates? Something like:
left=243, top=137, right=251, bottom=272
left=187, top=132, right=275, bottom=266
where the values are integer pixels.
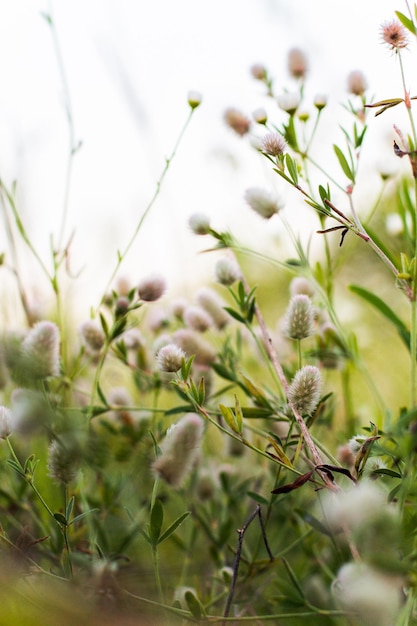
left=0, top=0, right=413, bottom=315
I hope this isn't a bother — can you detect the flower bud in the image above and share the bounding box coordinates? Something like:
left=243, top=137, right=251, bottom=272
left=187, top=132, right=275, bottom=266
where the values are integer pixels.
left=20, top=321, right=60, bottom=380
left=289, top=277, right=314, bottom=297
left=215, top=258, right=240, bottom=286
left=195, top=287, right=229, bottom=330
left=288, top=48, right=308, bottom=79
left=137, top=274, right=167, bottom=302
left=79, top=320, right=105, bottom=354
left=224, top=108, right=251, bottom=136
left=244, top=187, right=282, bottom=219
left=173, top=329, right=216, bottom=366
left=287, top=365, right=322, bottom=415
left=314, top=94, right=328, bottom=111
left=187, top=90, right=202, bottom=109
left=283, top=294, right=315, bottom=340
left=252, top=107, right=267, bottom=124
left=250, top=63, right=267, bottom=80
left=0, top=406, right=12, bottom=439
left=277, top=92, right=300, bottom=115
left=152, top=413, right=204, bottom=487
left=189, top=213, right=211, bottom=235
left=183, top=306, right=212, bottom=333
left=347, top=70, right=368, bottom=96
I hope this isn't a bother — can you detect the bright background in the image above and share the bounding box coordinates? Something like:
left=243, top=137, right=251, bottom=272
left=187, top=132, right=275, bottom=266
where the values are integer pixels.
left=0, top=0, right=412, bottom=316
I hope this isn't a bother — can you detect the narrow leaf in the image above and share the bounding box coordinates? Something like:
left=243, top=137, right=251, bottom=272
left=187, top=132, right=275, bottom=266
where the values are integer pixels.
left=66, top=496, right=75, bottom=521
left=149, top=499, right=164, bottom=546
left=69, top=509, right=99, bottom=526
left=333, top=145, right=355, bottom=182
left=247, top=491, right=269, bottom=505
left=234, top=395, right=243, bottom=433
left=223, top=307, right=246, bottom=324
left=271, top=471, right=313, bottom=495
left=267, top=436, right=293, bottom=468
left=285, top=153, right=298, bottom=185
left=219, top=403, right=240, bottom=433
left=395, top=10, right=416, bottom=34
left=158, top=511, right=190, bottom=544
left=184, top=590, right=206, bottom=619
left=54, top=513, right=68, bottom=526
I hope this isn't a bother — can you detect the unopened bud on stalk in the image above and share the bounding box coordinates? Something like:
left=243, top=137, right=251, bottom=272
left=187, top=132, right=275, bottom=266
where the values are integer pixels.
left=20, top=321, right=60, bottom=380
left=215, top=258, right=240, bottom=286
left=283, top=294, right=315, bottom=340
left=79, top=320, right=105, bottom=354
left=252, top=107, right=267, bottom=124
left=224, top=108, right=251, bottom=136
left=156, top=343, right=186, bottom=372
left=189, top=213, right=211, bottom=235
left=288, top=48, right=308, bottom=79
left=287, top=365, right=322, bottom=415
left=277, top=92, right=300, bottom=115
left=0, top=406, right=12, bottom=439
left=196, top=287, right=229, bottom=330
left=137, top=274, right=167, bottom=302
left=314, top=94, right=328, bottom=111
left=187, top=90, right=202, bottom=109
left=183, top=306, right=213, bottom=333
left=250, top=63, right=267, bottom=80
left=347, top=70, right=368, bottom=96
left=152, top=413, right=204, bottom=487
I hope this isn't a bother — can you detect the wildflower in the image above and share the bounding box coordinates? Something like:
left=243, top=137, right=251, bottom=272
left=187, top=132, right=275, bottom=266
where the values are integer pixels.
left=170, top=297, right=188, bottom=320
left=289, top=277, right=314, bottom=297
left=244, top=187, right=282, bottom=219
left=189, top=212, right=211, bottom=235
left=314, top=94, right=328, bottom=111
left=250, top=63, right=267, bottom=80
left=196, top=468, right=218, bottom=501
left=277, top=92, right=300, bottom=115
left=156, top=343, right=185, bottom=372
left=288, top=48, right=308, bottom=79
left=287, top=365, right=322, bottom=415
left=137, top=274, right=166, bottom=302
left=261, top=132, right=287, bottom=157
left=347, top=70, right=368, bottom=96
left=20, top=321, right=60, bottom=380
left=187, top=90, right=202, bottom=109
left=183, top=305, right=212, bottom=333
left=11, top=388, right=53, bottom=434
left=147, top=307, right=170, bottom=332
left=0, top=406, right=12, bottom=439
left=196, top=287, right=230, bottom=330
left=252, top=107, right=267, bottom=124
left=332, top=562, right=403, bottom=626
left=215, top=258, right=240, bottom=286
left=121, top=328, right=145, bottom=350
left=381, top=19, right=408, bottom=50
left=115, top=275, right=132, bottom=296
left=337, top=443, right=355, bottom=468
left=173, top=329, right=217, bottom=365
left=48, top=438, right=80, bottom=484
left=224, top=108, right=251, bottom=136
left=152, top=413, right=204, bottom=487
left=107, top=386, right=134, bottom=425
left=79, top=320, right=105, bottom=354
left=283, top=294, right=315, bottom=340
left=114, top=296, right=130, bottom=317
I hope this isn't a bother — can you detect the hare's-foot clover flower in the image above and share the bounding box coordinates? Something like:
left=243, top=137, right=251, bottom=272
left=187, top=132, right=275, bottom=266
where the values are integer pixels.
left=252, top=107, right=267, bottom=124
left=0, top=406, right=12, bottom=439
left=152, top=413, right=204, bottom=487
left=244, top=187, right=282, bottom=219
left=277, top=92, right=300, bottom=115
left=137, top=274, right=167, bottom=302
left=314, top=94, right=328, bottom=111
left=173, top=329, right=216, bottom=366
left=157, top=343, right=186, bottom=372
left=283, top=294, right=315, bottom=340
left=381, top=19, right=408, bottom=50
left=215, top=258, right=240, bottom=286
left=224, top=108, right=251, bottom=136
left=288, top=48, right=308, bottom=79
left=189, top=213, right=211, bottom=235
left=48, top=438, right=79, bottom=485
left=187, top=90, right=202, bottom=109
left=20, top=321, right=60, bottom=380
left=250, top=63, right=267, bottom=81
left=347, top=70, right=368, bottom=96
left=289, top=277, right=314, bottom=297
left=261, top=132, right=287, bottom=157
left=183, top=305, right=212, bottom=333
left=79, top=319, right=105, bottom=354
left=196, top=287, right=229, bottom=330
left=287, top=365, right=322, bottom=415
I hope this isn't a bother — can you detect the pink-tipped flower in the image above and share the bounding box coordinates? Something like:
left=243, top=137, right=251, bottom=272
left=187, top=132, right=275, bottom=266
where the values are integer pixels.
left=183, top=306, right=213, bottom=333
left=261, top=132, right=287, bottom=157
left=196, top=287, right=230, bottom=330
left=137, top=274, right=167, bottom=302
left=287, top=365, right=322, bottom=415
left=152, top=413, right=204, bottom=487
left=20, top=321, right=60, bottom=380
left=244, top=187, right=282, bottom=219
left=288, top=48, right=308, bottom=79
left=347, top=70, right=368, bottom=96
left=215, top=258, right=241, bottom=286
left=381, top=19, right=408, bottom=50
left=157, top=343, right=186, bottom=372
left=250, top=63, right=267, bottom=80
left=224, top=108, right=251, bottom=136
left=79, top=320, right=105, bottom=354
left=283, top=294, right=315, bottom=340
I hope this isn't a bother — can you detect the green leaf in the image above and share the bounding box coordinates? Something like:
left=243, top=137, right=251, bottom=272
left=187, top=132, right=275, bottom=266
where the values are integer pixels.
left=6, top=459, right=25, bottom=477
left=99, top=313, right=109, bottom=339
left=371, top=468, right=402, bottom=479
left=184, top=590, right=206, bottom=619
left=349, top=285, right=410, bottom=350
left=395, top=10, right=416, bottom=34
left=285, top=153, right=298, bottom=185
left=219, top=403, right=241, bottom=434
left=97, top=383, right=108, bottom=407
left=158, top=511, right=190, bottom=545
left=54, top=512, right=68, bottom=526
left=149, top=499, right=164, bottom=546
left=66, top=496, right=75, bottom=521
left=234, top=394, right=243, bottom=433
left=223, top=307, right=246, bottom=324
left=247, top=491, right=269, bottom=505
left=69, top=508, right=99, bottom=526
left=333, top=145, right=355, bottom=182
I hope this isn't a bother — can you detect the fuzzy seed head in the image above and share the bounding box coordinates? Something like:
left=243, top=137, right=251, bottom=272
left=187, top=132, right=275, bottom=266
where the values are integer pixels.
left=283, top=294, right=315, bottom=340
left=21, top=321, right=60, bottom=379
left=189, top=212, right=211, bottom=235
left=79, top=320, right=105, bottom=353
left=215, top=258, right=241, bottom=286
left=288, top=48, right=308, bottom=79
left=287, top=365, right=322, bottom=415
left=152, top=413, right=204, bottom=487
left=0, top=406, right=12, bottom=439
left=137, top=274, right=167, bottom=302
left=195, top=287, right=230, bottom=330
left=183, top=305, right=212, bottom=333
left=332, top=562, right=403, bottom=626
left=261, top=132, right=287, bottom=157
left=157, top=343, right=186, bottom=372
left=381, top=19, right=408, bottom=49
left=347, top=70, right=368, bottom=96
left=244, top=187, right=282, bottom=219
left=224, top=108, right=251, bottom=136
